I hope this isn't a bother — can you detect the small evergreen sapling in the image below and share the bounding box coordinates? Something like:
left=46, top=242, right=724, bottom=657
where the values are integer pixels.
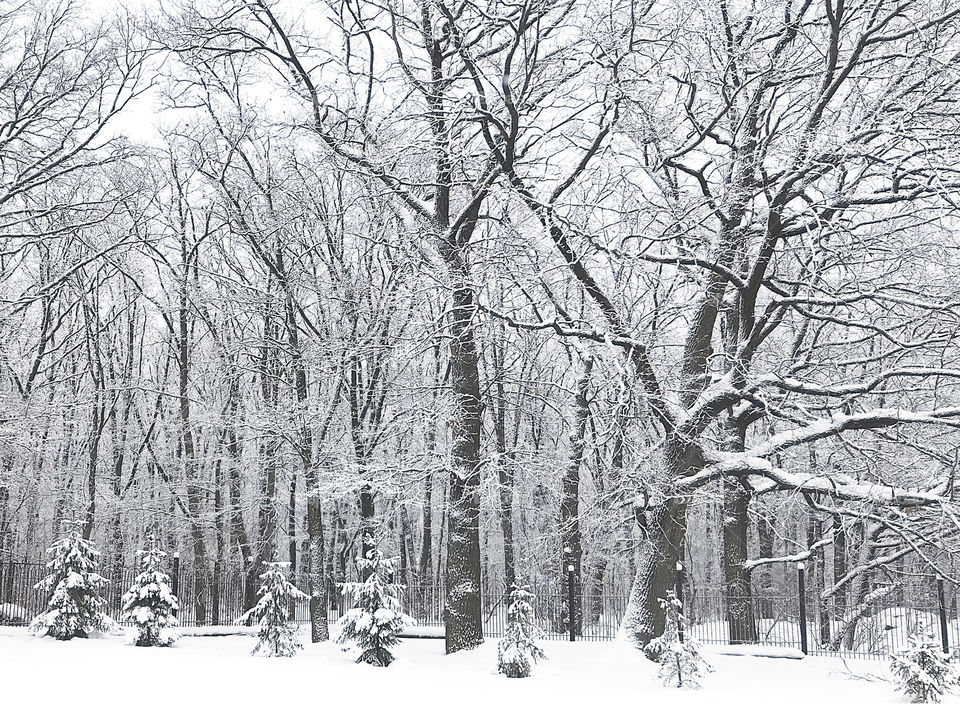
left=337, top=542, right=411, bottom=666
left=647, top=592, right=712, bottom=688
left=497, top=583, right=547, bottom=678
left=239, top=562, right=307, bottom=657
left=889, top=624, right=960, bottom=703
left=120, top=535, right=181, bottom=647
left=30, top=529, right=114, bottom=640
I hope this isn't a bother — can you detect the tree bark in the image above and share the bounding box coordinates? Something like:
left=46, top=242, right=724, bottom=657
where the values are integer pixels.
left=442, top=279, right=485, bottom=652
left=560, top=356, right=593, bottom=636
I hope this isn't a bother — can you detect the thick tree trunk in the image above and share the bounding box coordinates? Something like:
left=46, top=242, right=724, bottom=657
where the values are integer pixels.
left=442, top=282, right=484, bottom=653
left=307, top=492, right=328, bottom=642
left=721, top=416, right=757, bottom=643
left=622, top=495, right=689, bottom=654
left=722, top=480, right=757, bottom=643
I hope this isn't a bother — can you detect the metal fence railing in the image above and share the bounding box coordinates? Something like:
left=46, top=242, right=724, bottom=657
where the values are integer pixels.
left=2, top=559, right=955, bottom=658
left=684, top=593, right=955, bottom=658
left=0, top=561, right=626, bottom=641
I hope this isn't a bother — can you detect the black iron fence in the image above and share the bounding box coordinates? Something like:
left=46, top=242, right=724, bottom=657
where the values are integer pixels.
left=683, top=564, right=957, bottom=658
left=2, top=558, right=955, bottom=658
left=0, top=560, right=625, bottom=641
left=684, top=593, right=956, bottom=658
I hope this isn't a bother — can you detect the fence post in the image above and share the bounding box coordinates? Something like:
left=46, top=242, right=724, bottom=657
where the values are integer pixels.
left=564, top=545, right=576, bottom=642
left=171, top=552, right=180, bottom=617
left=797, top=562, right=808, bottom=655
left=675, top=561, right=685, bottom=643
left=938, top=577, right=950, bottom=655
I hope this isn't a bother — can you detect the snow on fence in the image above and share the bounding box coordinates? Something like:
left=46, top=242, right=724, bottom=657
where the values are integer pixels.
left=1, top=559, right=955, bottom=658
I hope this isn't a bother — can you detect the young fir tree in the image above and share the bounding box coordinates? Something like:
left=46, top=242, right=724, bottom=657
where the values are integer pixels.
left=889, top=623, right=960, bottom=703
left=647, top=591, right=712, bottom=689
left=120, top=535, right=180, bottom=647
left=497, top=583, right=547, bottom=678
left=30, top=529, right=114, bottom=640
left=239, top=562, right=307, bottom=657
left=337, top=540, right=410, bottom=666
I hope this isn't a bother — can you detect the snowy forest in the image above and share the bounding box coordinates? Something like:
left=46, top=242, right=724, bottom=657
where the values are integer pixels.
left=3, top=0, right=960, bottom=684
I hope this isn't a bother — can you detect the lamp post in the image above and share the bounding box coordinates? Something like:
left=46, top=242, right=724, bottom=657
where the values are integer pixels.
left=797, top=562, right=808, bottom=655
left=564, top=545, right=575, bottom=642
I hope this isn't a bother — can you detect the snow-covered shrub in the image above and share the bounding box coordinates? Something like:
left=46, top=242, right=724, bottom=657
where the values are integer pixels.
left=239, top=562, right=306, bottom=657
left=120, top=535, right=180, bottom=647
left=497, top=583, right=547, bottom=678
left=337, top=543, right=411, bottom=666
left=889, top=624, right=959, bottom=703
left=647, top=592, right=712, bottom=688
left=29, top=530, right=114, bottom=640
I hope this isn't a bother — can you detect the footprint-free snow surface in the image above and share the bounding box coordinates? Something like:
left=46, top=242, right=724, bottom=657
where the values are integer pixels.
left=0, top=627, right=950, bottom=717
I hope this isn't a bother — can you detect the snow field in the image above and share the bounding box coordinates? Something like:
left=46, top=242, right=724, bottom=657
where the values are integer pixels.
left=1, top=627, right=954, bottom=719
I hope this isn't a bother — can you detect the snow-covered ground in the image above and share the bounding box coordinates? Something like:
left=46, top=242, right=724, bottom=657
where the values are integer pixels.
left=0, top=627, right=953, bottom=717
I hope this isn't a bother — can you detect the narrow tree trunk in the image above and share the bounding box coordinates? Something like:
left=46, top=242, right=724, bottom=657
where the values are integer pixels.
left=833, top=516, right=846, bottom=618
left=490, top=337, right=516, bottom=592
left=283, top=292, right=328, bottom=642
left=178, top=299, right=208, bottom=625
left=560, top=357, right=592, bottom=637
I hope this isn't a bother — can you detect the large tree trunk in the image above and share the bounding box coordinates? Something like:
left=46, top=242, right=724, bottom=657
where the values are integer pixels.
left=721, top=416, right=757, bottom=644
left=622, top=434, right=702, bottom=653
left=622, top=494, right=689, bottom=654
left=442, top=280, right=485, bottom=653
left=722, top=480, right=757, bottom=643
left=306, top=492, right=328, bottom=642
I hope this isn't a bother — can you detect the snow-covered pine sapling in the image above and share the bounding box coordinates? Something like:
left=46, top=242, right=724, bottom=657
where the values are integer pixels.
left=30, top=529, right=114, bottom=640
left=120, top=535, right=180, bottom=647
left=337, top=541, right=411, bottom=666
left=238, top=562, right=307, bottom=657
left=647, top=591, right=712, bottom=689
left=497, top=583, right=547, bottom=678
left=889, top=623, right=960, bottom=703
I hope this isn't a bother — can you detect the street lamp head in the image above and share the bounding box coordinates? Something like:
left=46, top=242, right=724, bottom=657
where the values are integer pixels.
left=563, top=545, right=572, bottom=554
left=797, top=561, right=805, bottom=570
